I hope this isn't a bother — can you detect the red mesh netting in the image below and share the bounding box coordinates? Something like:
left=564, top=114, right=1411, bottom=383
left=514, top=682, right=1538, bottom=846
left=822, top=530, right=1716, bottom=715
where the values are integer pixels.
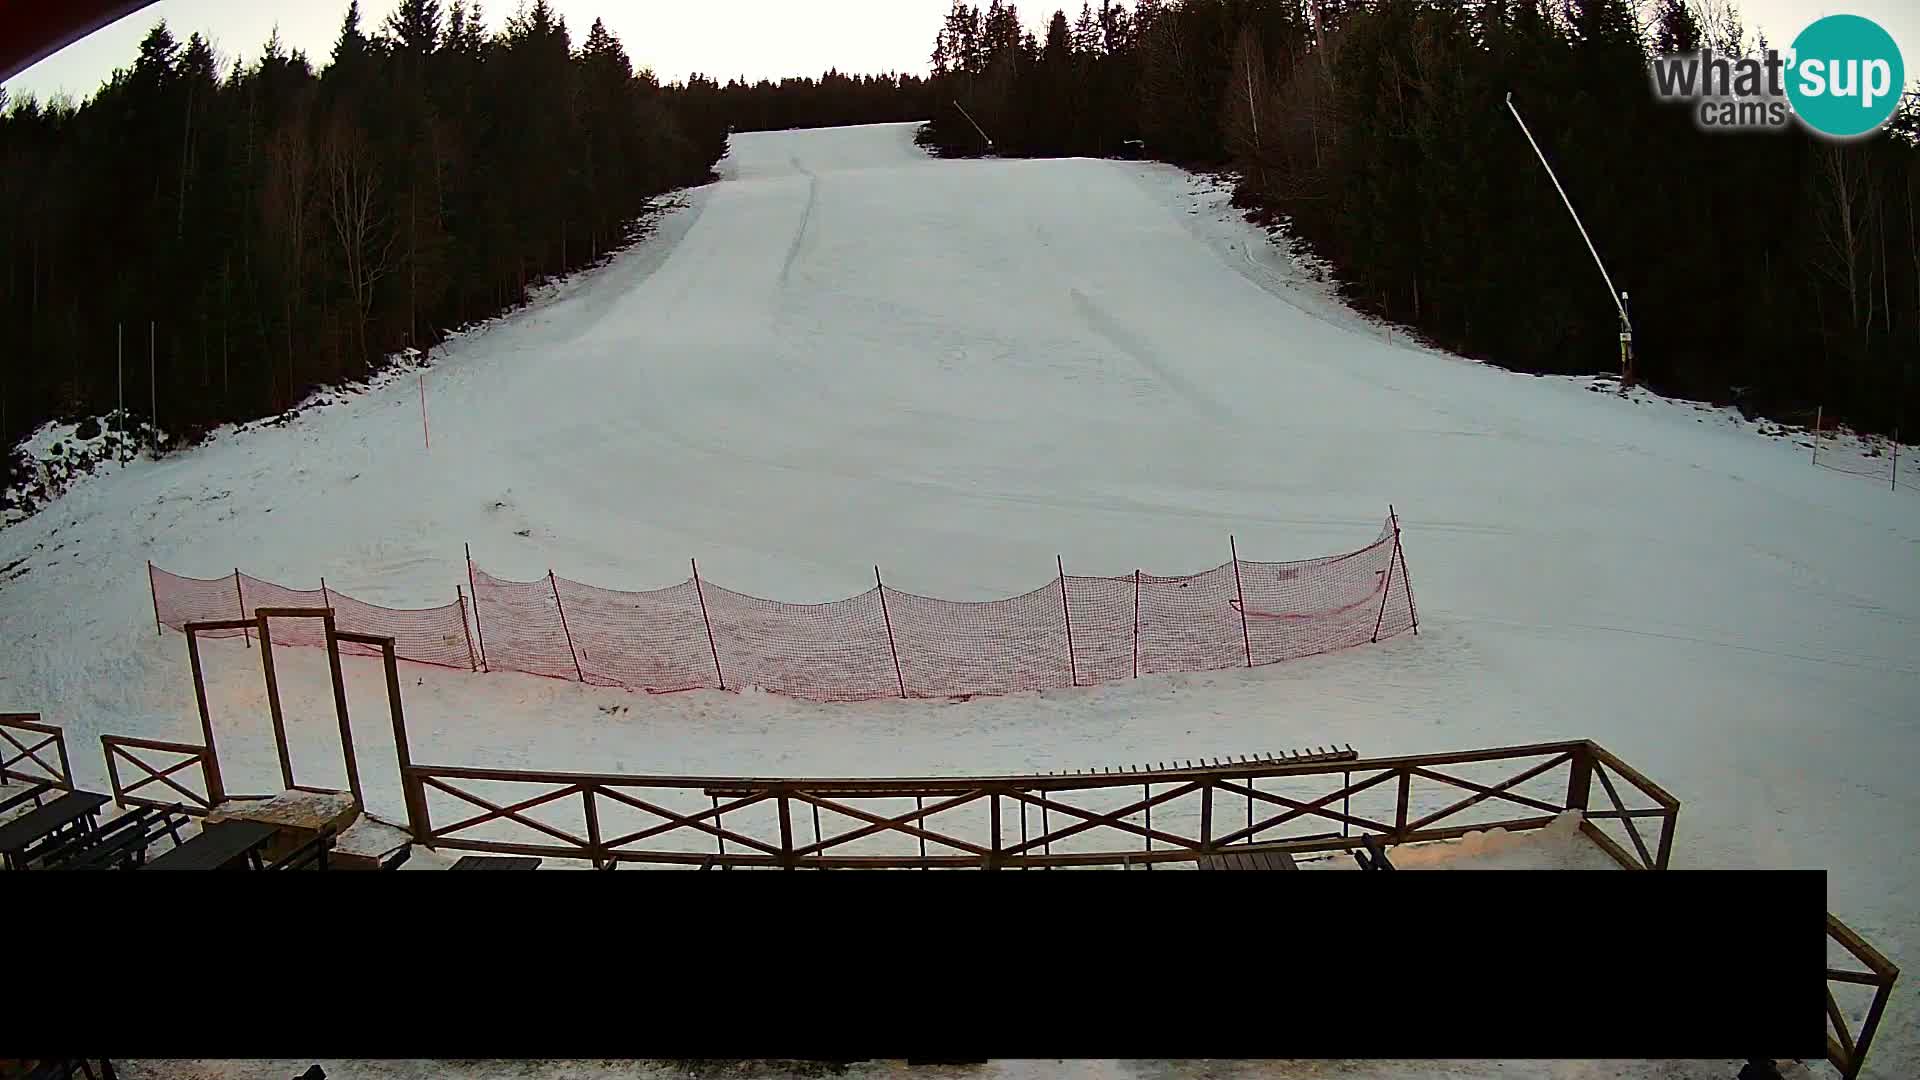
left=152, top=515, right=1416, bottom=700
left=553, top=573, right=716, bottom=692
left=148, top=566, right=250, bottom=639
left=324, top=590, right=474, bottom=669
left=888, top=582, right=1072, bottom=697
left=465, top=568, right=578, bottom=682
left=1812, top=423, right=1911, bottom=491
left=152, top=566, right=474, bottom=670
left=701, top=584, right=899, bottom=701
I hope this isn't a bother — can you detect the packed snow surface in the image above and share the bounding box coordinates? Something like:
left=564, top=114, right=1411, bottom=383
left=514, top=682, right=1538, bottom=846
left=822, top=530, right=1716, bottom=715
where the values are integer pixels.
left=1, top=122, right=1915, bottom=1074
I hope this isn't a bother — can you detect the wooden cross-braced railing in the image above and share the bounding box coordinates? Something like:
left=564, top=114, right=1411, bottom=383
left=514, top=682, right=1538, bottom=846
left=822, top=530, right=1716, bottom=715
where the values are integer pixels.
left=0, top=713, right=73, bottom=791
left=399, top=740, right=1680, bottom=870
left=1826, top=913, right=1899, bottom=1080
left=101, top=734, right=218, bottom=815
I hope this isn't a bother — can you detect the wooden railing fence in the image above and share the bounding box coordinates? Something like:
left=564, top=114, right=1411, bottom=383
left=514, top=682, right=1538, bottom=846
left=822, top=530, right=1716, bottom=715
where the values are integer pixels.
left=397, top=739, right=1679, bottom=871
left=1826, top=913, right=1900, bottom=1080
left=100, top=734, right=219, bottom=815
left=0, top=713, right=73, bottom=790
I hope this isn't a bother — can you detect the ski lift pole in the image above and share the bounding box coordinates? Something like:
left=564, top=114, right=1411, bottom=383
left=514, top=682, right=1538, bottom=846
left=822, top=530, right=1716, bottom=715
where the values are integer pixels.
left=1505, top=93, right=1634, bottom=385
left=953, top=99, right=994, bottom=153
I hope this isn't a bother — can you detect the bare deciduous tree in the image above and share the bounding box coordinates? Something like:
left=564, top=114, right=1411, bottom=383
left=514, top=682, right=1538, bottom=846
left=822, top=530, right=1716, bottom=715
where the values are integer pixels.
left=322, top=109, right=399, bottom=375
left=262, top=107, right=313, bottom=409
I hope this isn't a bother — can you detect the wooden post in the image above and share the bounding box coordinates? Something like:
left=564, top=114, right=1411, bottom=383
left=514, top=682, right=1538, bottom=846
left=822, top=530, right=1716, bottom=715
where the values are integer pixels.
left=1891, top=429, right=1899, bottom=492
left=692, top=558, right=725, bottom=690
left=988, top=791, right=1001, bottom=870
left=1395, top=769, right=1412, bottom=839
left=234, top=569, right=251, bottom=647
left=382, top=640, right=429, bottom=842
left=1566, top=745, right=1594, bottom=813
left=1057, top=555, right=1077, bottom=686
left=322, top=610, right=365, bottom=808
left=1199, top=781, right=1212, bottom=852
left=583, top=786, right=603, bottom=869
left=1394, top=509, right=1419, bottom=636
left=549, top=570, right=585, bottom=682
left=1230, top=536, right=1251, bottom=667
left=148, top=561, right=162, bottom=636
left=1813, top=406, right=1822, bottom=465
left=1372, top=516, right=1400, bottom=643
left=1132, top=569, right=1141, bottom=678
left=185, top=630, right=225, bottom=803
left=1245, top=775, right=1253, bottom=843
left=320, top=576, right=332, bottom=615
left=465, top=544, right=488, bottom=671
left=457, top=587, right=479, bottom=672
left=256, top=616, right=295, bottom=790
left=876, top=567, right=906, bottom=698
left=104, top=744, right=126, bottom=809
left=1143, top=782, right=1153, bottom=861
left=778, top=794, right=794, bottom=870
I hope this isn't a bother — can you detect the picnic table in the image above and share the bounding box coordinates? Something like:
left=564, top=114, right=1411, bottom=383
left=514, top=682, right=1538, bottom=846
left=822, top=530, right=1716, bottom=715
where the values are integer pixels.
left=142, top=819, right=280, bottom=871
left=450, top=856, right=542, bottom=871
left=0, top=790, right=109, bottom=870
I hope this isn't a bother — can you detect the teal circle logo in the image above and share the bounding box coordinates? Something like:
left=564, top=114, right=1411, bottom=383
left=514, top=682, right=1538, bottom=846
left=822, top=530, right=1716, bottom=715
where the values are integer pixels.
left=1786, top=15, right=1904, bottom=138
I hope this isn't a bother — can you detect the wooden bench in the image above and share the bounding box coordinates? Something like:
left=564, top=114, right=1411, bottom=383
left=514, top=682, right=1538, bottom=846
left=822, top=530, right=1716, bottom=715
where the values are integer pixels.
left=1198, top=849, right=1299, bottom=871
left=449, top=856, right=541, bottom=871
left=1, top=791, right=112, bottom=870
left=41, top=806, right=189, bottom=871
left=142, top=818, right=277, bottom=871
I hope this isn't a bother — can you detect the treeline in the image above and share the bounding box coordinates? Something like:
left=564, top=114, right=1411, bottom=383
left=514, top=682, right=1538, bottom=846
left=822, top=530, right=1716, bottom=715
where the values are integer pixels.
left=920, top=0, right=1920, bottom=437
left=0, top=0, right=736, bottom=459
left=711, top=71, right=936, bottom=133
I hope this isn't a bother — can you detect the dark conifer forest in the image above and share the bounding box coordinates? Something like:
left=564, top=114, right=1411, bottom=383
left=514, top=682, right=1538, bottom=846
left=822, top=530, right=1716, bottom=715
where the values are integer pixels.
left=0, top=0, right=930, bottom=462
left=2, top=0, right=1917, bottom=479
left=916, top=0, right=1920, bottom=439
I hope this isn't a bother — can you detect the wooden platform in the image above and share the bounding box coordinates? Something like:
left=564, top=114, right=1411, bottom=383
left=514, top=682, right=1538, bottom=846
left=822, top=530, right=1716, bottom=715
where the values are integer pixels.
left=1198, top=849, right=1299, bottom=871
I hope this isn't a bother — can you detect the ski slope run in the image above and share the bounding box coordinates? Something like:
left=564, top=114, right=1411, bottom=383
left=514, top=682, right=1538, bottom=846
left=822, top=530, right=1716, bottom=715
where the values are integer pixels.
left=1, top=122, right=1917, bottom=1076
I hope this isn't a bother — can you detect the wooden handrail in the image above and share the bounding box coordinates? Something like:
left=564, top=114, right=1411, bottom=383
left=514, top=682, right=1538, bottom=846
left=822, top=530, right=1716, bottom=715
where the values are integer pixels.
left=101, top=734, right=217, bottom=815
left=1826, top=913, right=1900, bottom=1080
left=410, top=739, right=1599, bottom=793
left=0, top=712, right=73, bottom=790
left=401, top=741, right=1675, bottom=871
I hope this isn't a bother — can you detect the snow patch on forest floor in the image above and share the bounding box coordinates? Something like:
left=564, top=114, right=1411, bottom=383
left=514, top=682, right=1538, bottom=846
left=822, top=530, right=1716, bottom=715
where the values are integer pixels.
left=0, top=192, right=699, bottom=530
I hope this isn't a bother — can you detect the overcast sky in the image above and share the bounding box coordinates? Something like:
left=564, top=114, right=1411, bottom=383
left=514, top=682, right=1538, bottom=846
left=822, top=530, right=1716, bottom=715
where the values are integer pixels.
left=4, top=0, right=1917, bottom=104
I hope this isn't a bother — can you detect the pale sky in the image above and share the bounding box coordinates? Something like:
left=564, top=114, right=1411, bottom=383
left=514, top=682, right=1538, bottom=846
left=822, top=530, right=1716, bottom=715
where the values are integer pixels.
left=5, top=0, right=1918, bottom=104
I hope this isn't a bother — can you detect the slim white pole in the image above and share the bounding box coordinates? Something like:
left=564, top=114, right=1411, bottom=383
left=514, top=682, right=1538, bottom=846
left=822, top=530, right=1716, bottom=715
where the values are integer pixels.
left=117, top=322, right=124, bottom=466
left=953, top=99, right=994, bottom=152
left=1505, top=93, right=1634, bottom=380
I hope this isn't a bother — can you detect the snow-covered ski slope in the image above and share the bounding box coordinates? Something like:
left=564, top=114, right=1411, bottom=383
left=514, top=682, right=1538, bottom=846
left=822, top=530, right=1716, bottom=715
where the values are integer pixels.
left=2, top=122, right=1917, bottom=1071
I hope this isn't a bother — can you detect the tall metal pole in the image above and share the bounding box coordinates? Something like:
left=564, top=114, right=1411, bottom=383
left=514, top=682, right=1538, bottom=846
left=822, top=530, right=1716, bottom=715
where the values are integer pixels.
left=1505, top=93, right=1634, bottom=385
left=953, top=99, right=994, bottom=153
